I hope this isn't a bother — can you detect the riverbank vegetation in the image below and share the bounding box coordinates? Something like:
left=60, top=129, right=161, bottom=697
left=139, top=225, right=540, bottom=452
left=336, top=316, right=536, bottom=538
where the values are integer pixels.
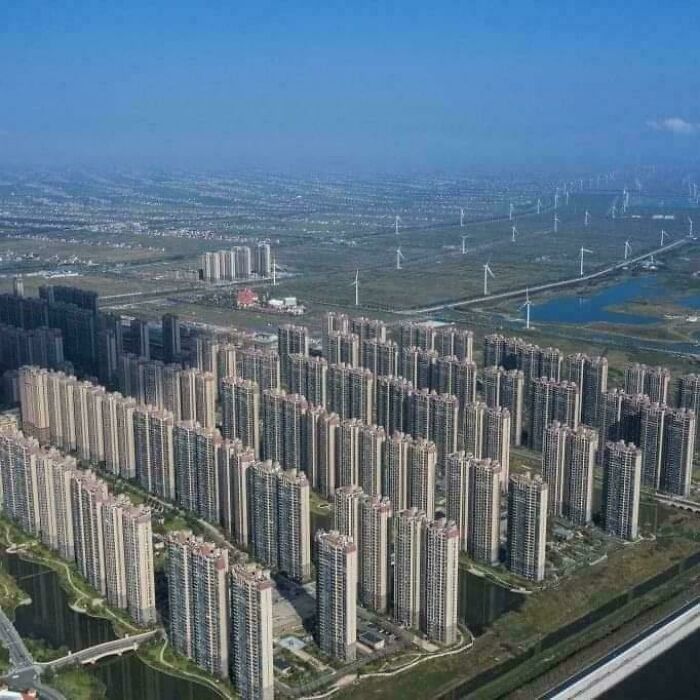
left=48, top=667, right=108, bottom=700
left=137, top=638, right=236, bottom=700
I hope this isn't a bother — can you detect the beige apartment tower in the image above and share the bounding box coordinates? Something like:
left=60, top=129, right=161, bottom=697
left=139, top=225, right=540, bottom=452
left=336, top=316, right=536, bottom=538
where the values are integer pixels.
left=315, top=530, right=358, bottom=662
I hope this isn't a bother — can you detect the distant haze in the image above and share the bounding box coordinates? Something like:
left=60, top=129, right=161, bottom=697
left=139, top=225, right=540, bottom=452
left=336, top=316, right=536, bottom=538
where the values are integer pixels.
left=1, top=1, right=698, bottom=171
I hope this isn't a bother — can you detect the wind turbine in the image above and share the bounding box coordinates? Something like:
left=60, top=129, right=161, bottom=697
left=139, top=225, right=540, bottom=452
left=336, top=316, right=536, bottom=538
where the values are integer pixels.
left=565, top=189, right=570, bottom=206
left=689, top=216, right=694, bottom=237
left=584, top=210, right=591, bottom=227
left=461, top=235, right=468, bottom=255
left=554, top=190, right=560, bottom=209
left=352, top=270, right=359, bottom=306
left=611, top=203, right=617, bottom=219
left=511, top=225, right=518, bottom=242
left=624, top=240, right=632, bottom=260
left=520, top=289, right=532, bottom=330
left=579, top=247, right=593, bottom=277
left=660, top=229, right=668, bottom=246
left=509, top=202, right=514, bottom=221
left=460, top=208, right=465, bottom=227
left=537, top=198, right=542, bottom=215
left=395, top=215, right=401, bottom=236
left=553, top=214, right=560, bottom=233
left=396, top=247, right=405, bottom=270
left=483, top=262, right=495, bottom=295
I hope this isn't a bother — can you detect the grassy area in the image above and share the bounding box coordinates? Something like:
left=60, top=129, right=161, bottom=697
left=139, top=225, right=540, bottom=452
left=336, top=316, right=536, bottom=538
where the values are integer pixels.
left=137, top=639, right=235, bottom=700
left=0, top=644, right=9, bottom=675
left=24, top=637, right=69, bottom=662
left=0, top=566, right=31, bottom=614
left=49, top=667, right=108, bottom=700
left=309, top=490, right=332, bottom=517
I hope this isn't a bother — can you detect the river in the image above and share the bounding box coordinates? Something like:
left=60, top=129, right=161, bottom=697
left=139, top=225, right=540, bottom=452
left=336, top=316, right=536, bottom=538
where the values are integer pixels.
left=0, top=552, right=222, bottom=700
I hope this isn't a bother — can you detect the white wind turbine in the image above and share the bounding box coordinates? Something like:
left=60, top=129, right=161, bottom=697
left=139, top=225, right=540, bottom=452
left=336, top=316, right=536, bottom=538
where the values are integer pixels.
left=565, top=189, right=570, bottom=205
left=689, top=216, right=694, bottom=237
left=660, top=229, right=668, bottom=246
left=511, top=225, right=518, bottom=242
left=579, top=246, right=593, bottom=277
left=461, top=235, right=468, bottom=255
left=537, top=198, right=542, bottom=215
left=483, top=261, right=495, bottom=295
left=611, top=203, right=617, bottom=219
left=553, top=214, right=560, bottom=233
left=509, top=202, right=514, bottom=221
left=554, top=190, right=560, bottom=209
left=395, top=215, right=401, bottom=236
left=352, top=270, right=359, bottom=306
left=460, top=208, right=465, bottom=227
left=396, top=247, right=405, bottom=270
left=584, top=210, right=591, bottom=227
left=624, top=240, right=632, bottom=260
left=521, top=288, right=532, bottom=330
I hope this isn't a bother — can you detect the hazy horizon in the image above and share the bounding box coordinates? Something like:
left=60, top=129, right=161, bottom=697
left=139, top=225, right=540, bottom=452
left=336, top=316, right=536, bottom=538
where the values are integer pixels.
left=2, top=1, right=699, bottom=172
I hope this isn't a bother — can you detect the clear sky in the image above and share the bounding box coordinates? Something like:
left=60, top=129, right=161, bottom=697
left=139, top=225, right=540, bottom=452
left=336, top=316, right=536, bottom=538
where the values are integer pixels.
left=1, top=1, right=698, bottom=172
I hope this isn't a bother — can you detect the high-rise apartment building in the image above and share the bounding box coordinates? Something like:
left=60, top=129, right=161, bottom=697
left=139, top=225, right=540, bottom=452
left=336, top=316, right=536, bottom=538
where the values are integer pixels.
left=278, top=323, right=309, bottom=386
left=421, top=518, right=459, bottom=644
left=392, top=508, right=425, bottom=630
left=166, top=532, right=229, bottom=678
left=507, top=472, right=548, bottom=581
left=467, top=458, right=501, bottom=565
left=358, top=494, right=392, bottom=614
left=229, top=562, right=274, bottom=700
left=359, top=424, right=386, bottom=497
left=445, top=451, right=470, bottom=552
left=408, top=438, right=437, bottom=518
left=602, top=441, right=642, bottom=540
left=217, top=439, right=255, bottom=548
left=276, top=469, right=311, bottom=582
left=237, top=347, right=280, bottom=392
left=333, top=484, right=364, bottom=547
left=248, top=460, right=281, bottom=570
left=662, top=408, right=696, bottom=497
left=315, top=530, right=357, bottom=662
left=484, top=406, right=511, bottom=491
left=221, top=376, right=260, bottom=456
left=383, top=431, right=410, bottom=511
left=530, top=377, right=558, bottom=451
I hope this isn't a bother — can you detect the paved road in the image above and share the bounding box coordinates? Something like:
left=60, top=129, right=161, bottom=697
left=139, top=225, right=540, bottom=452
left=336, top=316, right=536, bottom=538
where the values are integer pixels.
left=0, top=607, right=67, bottom=699
left=42, top=629, right=161, bottom=670
left=398, top=236, right=694, bottom=315
left=541, top=598, right=700, bottom=699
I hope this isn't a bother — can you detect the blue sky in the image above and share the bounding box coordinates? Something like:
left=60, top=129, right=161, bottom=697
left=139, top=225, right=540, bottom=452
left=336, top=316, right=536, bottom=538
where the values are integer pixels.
left=1, top=1, right=698, bottom=171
